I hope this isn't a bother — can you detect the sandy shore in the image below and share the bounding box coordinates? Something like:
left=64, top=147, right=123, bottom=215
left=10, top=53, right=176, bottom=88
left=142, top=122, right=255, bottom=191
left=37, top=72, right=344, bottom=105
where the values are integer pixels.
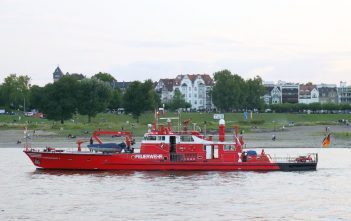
left=1, top=125, right=350, bottom=149
left=243, top=125, right=351, bottom=148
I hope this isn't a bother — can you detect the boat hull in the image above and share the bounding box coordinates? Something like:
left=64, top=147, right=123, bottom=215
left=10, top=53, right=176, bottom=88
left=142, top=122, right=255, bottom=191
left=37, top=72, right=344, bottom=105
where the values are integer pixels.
left=24, top=151, right=316, bottom=171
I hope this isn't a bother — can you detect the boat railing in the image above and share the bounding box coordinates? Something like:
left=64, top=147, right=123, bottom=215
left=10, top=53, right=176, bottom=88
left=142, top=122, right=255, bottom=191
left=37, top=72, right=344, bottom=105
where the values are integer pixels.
left=170, top=153, right=197, bottom=162
left=269, top=153, right=318, bottom=163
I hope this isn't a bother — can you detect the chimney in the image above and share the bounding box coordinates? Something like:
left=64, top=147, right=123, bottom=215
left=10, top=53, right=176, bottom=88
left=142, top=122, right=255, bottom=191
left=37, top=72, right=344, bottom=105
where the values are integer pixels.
left=219, top=119, right=225, bottom=142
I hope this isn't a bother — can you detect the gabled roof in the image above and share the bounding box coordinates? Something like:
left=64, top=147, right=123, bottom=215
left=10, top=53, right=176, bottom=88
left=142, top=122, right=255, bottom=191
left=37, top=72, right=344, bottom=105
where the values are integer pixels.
left=174, top=74, right=214, bottom=86
left=159, top=79, right=175, bottom=91
left=300, top=84, right=317, bottom=96
left=115, top=81, right=131, bottom=90
left=69, top=73, right=85, bottom=80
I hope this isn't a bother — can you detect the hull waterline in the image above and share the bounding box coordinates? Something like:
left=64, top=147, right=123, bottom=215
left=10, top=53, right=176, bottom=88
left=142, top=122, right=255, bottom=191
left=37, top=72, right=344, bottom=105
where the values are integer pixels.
left=24, top=151, right=317, bottom=172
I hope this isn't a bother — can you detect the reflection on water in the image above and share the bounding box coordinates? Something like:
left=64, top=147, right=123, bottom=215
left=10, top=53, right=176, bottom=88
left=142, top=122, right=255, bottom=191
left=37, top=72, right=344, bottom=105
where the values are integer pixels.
left=33, top=168, right=248, bottom=179
left=1, top=148, right=351, bottom=221
left=33, top=168, right=138, bottom=177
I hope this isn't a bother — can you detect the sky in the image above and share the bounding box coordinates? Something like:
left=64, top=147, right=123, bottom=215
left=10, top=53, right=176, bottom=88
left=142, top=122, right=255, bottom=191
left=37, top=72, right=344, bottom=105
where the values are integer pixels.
left=1, top=0, right=351, bottom=86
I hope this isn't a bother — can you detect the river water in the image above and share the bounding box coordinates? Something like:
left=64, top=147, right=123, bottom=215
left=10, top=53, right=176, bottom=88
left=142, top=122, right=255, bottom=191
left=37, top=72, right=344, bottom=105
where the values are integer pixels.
left=0, top=148, right=351, bottom=221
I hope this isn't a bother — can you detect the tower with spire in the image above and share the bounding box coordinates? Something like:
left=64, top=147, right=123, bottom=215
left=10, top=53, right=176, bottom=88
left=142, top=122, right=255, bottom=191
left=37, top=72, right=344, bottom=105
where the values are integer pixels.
left=53, top=66, right=64, bottom=82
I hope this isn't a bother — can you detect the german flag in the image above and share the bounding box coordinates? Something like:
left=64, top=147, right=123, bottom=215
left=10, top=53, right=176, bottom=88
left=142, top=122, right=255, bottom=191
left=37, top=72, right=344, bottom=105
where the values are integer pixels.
left=322, top=133, right=331, bottom=148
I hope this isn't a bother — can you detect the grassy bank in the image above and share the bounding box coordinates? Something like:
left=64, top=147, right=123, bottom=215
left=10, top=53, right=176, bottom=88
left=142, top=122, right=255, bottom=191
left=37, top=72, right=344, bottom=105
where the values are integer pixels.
left=0, top=112, right=350, bottom=137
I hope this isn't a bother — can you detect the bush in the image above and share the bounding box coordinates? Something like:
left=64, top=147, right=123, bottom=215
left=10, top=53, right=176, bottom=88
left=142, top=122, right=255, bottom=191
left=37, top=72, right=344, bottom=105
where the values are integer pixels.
left=238, top=119, right=265, bottom=125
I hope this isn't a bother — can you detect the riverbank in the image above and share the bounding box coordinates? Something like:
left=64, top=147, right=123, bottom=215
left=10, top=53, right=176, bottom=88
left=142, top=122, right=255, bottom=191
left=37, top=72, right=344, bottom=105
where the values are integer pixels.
left=1, top=124, right=350, bottom=149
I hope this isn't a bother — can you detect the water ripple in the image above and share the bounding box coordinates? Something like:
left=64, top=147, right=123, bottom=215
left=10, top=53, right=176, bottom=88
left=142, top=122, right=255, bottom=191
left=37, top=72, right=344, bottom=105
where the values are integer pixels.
left=1, top=148, right=351, bottom=221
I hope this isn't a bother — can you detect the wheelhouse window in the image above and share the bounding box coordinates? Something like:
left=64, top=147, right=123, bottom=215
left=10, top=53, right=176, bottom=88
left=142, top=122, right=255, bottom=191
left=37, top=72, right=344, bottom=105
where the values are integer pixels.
left=180, top=135, right=194, bottom=142
left=224, top=145, right=235, bottom=151
left=144, top=135, right=157, bottom=141
left=144, top=135, right=165, bottom=141
left=157, top=136, right=166, bottom=141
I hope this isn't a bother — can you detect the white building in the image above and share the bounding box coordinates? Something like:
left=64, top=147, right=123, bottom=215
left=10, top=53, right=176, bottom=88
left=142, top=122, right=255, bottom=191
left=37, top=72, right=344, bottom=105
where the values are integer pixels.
left=338, top=81, right=351, bottom=104
left=156, top=74, right=214, bottom=110
left=299, top=83, right=319, bottom=104
left=155, top=79, right=175, bottom=102
left=317, top=83, right=338, bottom=104
left=271, top=86, right=282, bottom=104
left=263, top=81, right=282, bottom=104
left=278, top=81, right=300, bottom=103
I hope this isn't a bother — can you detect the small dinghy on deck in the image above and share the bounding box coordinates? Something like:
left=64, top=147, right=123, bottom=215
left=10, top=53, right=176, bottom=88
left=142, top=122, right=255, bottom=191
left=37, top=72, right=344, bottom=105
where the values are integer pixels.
left=87, top=142, right=126, bottom=153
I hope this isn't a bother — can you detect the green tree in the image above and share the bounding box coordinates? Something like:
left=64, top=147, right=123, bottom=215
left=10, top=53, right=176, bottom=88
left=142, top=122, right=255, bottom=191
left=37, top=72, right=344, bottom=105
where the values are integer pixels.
left=0, top=84, right=4, bottom=108
left=0, top=74, right=30, bottom=111
left=123, top=81, right=144, bottom=120
left=142, top=80, right=161, bottom=111
left=245, top=76, right=266, bottom=111
left=41, top=76, right=79, bottom=124
left=108, top=88, right=123, bottom=111
left=167, top=89, right=191, bottom=110
left=212, top=70, right=246, bottom=112
left=233, top=74, right=246, bottom=109
left=309, top=102, right=322, bottom=112
left=123, top=80, right=160, bottom=121
left=92, top=72, right=116, bottom=84
left=212, top=70, right=235, bottom=112
left=29, top=85, right=45, bottom=110
left=340, top=103, right=351, bottom=111
left=321, top=103, right=334, bottom=113
left=77, top=78, right=112, bottom=123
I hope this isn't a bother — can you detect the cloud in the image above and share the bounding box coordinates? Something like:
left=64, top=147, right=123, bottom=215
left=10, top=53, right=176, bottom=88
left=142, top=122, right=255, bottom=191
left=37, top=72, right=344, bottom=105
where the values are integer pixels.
left=127, top=40, right=190, bottom=48
left=1, top=0, right=351, bottom=86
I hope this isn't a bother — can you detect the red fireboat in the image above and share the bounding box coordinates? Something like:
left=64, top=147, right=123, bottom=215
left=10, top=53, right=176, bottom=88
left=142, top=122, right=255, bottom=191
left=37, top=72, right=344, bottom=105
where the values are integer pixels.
left=24, top=118, right=317, bottom=171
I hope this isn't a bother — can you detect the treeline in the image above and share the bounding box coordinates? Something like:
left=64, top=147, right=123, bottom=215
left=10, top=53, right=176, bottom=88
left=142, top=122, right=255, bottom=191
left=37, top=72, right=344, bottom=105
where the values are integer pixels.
left=0, top=73, right=160, bottom=123
left=3, top=69, right=349, bottom=124
left=212, top=69, right=266, bottom=112
left=0, top=69, right=269, bottom=124
left=268, top=103, right=351, bottom=113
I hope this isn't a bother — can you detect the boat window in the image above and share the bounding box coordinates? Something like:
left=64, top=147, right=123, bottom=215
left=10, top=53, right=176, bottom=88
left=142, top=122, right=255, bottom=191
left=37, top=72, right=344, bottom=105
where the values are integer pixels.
left=157, top=136, right=165, bottom=141
left=180, top=135, right=194, bottom=142
left=214, top=145, right=219, bottom=158
left=224, top=145, right=235, bottom=151
left=145, top=136, right=157, bottom=141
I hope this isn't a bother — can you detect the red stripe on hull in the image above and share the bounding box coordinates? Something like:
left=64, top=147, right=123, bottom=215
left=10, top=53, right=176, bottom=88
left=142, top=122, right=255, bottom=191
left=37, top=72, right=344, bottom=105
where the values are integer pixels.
left=25, top=151, right=281, bottom=171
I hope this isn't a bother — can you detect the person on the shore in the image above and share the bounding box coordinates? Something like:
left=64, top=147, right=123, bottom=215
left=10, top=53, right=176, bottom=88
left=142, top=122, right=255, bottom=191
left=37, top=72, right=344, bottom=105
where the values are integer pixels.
left=272, top=134, right=276, bottom=141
